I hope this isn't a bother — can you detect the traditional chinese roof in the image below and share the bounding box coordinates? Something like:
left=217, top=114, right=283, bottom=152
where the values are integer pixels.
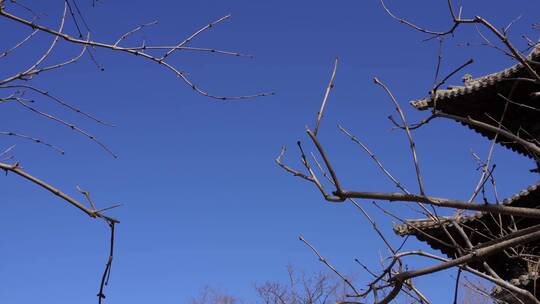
left=393, top=181, right=540, bottom=280
left=410, top=44, right=540, bottom=159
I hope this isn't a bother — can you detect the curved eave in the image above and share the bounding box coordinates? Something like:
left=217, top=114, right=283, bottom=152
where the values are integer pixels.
left=394, top=181, right=540, bottom=236
left=409, top=47, right=540, bottom=159
left=411, top=46, right=540, bottom=110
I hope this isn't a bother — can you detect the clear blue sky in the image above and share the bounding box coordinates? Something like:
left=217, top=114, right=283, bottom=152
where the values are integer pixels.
left=1, top=1, right=539, bottom=303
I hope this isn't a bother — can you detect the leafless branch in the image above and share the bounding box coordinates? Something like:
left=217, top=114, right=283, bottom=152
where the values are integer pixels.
left=373, top=77, right=426, bottom=196
left=0, top=6, right=273, bottom=100
left=299, top=235, right=361, bottom=297
left=314, top=57, right=338, bottom=136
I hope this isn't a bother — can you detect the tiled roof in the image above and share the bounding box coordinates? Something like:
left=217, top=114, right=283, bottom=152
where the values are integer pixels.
left=394, top=182, right=540, bottom=235
left=410, top=44, right=540, bottom=159
left=393, top=181, right=540, bottom=280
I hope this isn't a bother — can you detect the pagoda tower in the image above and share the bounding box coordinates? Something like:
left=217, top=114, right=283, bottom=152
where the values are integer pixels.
left=395, top=45, right=540, bottom=303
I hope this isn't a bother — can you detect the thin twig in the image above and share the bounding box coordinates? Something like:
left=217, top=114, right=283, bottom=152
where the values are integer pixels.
left=299, top=235, right=361, bottom=297
left=314, top=57, right=338, bottom=136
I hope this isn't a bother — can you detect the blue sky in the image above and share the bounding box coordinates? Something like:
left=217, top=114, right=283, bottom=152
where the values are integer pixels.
left=1, top=0, right=539, bottom=303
